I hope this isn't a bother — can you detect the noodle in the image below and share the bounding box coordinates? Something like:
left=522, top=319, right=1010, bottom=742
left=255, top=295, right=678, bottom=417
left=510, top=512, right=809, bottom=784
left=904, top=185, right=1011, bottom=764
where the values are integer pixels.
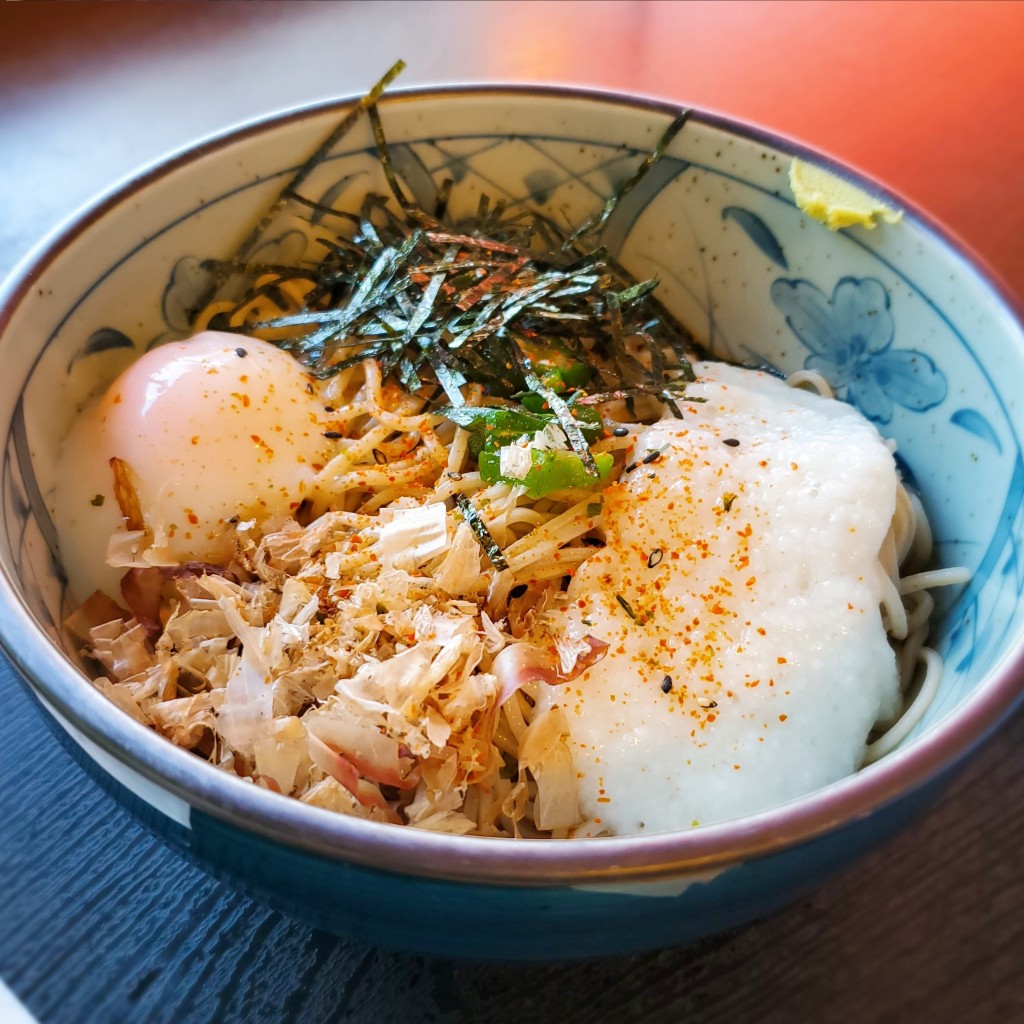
left=863, top=648, right=944, bottom=764
left=784, top=369, right=965, bottom=762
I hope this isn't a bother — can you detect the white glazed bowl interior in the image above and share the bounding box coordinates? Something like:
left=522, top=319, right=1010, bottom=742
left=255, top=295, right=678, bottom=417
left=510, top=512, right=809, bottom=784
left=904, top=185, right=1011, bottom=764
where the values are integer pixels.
left=1, top=87, right=1023, bottom=887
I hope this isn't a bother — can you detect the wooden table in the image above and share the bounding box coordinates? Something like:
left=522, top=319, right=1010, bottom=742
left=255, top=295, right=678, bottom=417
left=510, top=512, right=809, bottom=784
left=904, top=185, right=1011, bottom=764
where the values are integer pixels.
left=1, top=3, right=1022, bottom=1021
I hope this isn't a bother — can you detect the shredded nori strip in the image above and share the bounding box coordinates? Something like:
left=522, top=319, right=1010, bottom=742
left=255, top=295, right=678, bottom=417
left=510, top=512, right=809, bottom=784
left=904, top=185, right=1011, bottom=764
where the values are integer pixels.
left=190, top=60, right=408, bottom=320
left=558, top=110, right=690, bottom=254
left=454, top=494, right=509, bottom=571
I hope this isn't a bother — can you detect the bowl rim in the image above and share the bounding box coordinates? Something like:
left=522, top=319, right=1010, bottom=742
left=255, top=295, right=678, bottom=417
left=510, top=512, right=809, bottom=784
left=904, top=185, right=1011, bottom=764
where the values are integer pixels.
left=2, top=82, right=1023, bottom=886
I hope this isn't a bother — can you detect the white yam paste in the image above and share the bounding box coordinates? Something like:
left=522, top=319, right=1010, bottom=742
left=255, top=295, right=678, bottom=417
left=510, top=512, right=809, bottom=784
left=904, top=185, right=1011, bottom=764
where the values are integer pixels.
left=541, top=361, right=901, bottom=834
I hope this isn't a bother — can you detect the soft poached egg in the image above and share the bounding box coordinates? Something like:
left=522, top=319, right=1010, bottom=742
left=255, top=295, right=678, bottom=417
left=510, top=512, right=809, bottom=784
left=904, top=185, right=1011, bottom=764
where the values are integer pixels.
left=55, top=331, right=330, bottom=601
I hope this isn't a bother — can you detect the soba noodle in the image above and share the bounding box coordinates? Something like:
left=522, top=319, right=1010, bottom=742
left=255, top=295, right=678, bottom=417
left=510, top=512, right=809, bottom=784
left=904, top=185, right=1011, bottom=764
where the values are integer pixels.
left=58, top=290, right=968, bottom=836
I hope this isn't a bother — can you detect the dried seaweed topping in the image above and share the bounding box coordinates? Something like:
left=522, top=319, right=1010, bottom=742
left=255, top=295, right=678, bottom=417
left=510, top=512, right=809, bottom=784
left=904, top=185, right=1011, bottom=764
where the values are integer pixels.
left=454, top=494, right=509, bottom=571
left=198, top=64, right=700, bottom=468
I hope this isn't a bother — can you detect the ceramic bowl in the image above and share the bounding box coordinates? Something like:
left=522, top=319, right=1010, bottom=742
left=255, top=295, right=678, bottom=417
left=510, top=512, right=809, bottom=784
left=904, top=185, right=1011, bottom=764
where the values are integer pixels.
left=1, top=86, right=1022, bottom=961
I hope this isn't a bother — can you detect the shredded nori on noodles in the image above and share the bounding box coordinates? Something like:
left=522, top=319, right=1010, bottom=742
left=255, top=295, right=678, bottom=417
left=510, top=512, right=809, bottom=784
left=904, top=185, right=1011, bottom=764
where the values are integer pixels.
left=193, top=62, right=701, bottom=468
left=454, top=494, right=509, bottom=571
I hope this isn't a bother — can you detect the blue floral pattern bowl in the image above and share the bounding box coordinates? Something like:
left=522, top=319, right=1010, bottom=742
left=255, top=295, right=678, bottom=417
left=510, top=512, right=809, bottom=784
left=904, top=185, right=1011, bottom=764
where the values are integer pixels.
left=1, top=86, right=1022, bottom=960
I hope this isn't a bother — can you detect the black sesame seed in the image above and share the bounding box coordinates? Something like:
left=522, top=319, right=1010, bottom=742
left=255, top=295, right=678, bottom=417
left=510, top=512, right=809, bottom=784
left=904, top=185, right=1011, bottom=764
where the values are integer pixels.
left=234, top=347, right=248, bottom=358
left=723, top=437, right=740, bottom=447
left=372, top=448, right=388, bottom=465
left=323, top=430, right=343, bottom=439
left=641, top=449, right=661, bottom=465
left=447, top=471, right=463, bottom=480
left=612, top=426, right=629, bottom=437
left=661, top=675, right=673, bottom=693
left=648, top=548, right=664, bottom=568
left=324, top=405, right=336, bottom=413
left=625, top=462, right=639, bottom=473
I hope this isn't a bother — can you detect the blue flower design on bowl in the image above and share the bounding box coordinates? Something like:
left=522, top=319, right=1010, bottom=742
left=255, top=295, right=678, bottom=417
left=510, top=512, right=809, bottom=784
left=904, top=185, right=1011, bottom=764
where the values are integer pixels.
left=770, top=276, right=947, bottom=423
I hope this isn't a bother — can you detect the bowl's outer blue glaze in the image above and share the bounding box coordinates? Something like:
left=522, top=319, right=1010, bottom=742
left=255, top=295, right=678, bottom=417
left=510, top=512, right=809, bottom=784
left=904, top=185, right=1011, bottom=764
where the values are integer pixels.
left=1, top=87, right=1023, bottom=958
left=33, top=667, right=953, bottom=960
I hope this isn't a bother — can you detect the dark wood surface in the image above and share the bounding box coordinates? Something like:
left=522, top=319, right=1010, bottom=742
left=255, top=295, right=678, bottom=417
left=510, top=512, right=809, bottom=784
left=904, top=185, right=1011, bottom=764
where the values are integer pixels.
left=1, top=3, right=1023, bottom=1021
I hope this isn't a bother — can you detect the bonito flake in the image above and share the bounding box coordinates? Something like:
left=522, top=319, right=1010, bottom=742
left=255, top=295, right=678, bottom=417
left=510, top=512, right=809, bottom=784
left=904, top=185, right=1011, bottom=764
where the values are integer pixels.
left=75, top=504, right=540, bottom=833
